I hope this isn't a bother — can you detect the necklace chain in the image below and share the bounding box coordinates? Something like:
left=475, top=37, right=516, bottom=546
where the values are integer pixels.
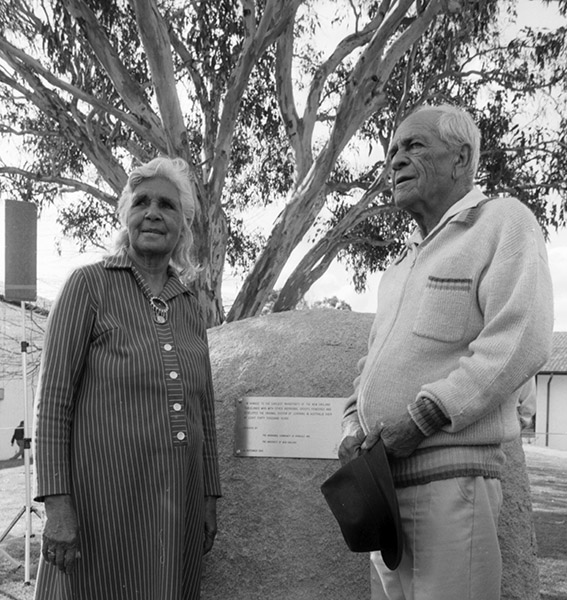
left=129, top=262, right=170, bottom=324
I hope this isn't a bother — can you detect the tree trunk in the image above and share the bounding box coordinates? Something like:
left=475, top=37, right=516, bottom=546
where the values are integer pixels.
left=273, top=239, right=345, bottom=312
left=274, top=176, right=392, bottom=312
left=190, top=275, right=225, bottom=329
left=226, top=1, right=447, bottom=322
left=190, top=189, right=228, bottom=327
left=225, top=175, right=331, bottom=322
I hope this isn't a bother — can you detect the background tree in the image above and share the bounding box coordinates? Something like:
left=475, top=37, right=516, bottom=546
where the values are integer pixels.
left=0, top=0, right=565, bottom=325
left=311, top=296, right=352, bottom=311
left=270, top=0, right=567, bottom=312
left=0, top=0, right=298, bottom=325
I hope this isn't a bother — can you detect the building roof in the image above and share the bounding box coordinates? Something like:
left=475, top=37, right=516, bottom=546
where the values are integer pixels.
left=540, top=332, right=567, bottom=374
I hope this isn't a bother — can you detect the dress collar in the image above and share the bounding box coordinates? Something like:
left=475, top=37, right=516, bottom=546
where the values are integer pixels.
left=102, top=248, right=191, bottom=301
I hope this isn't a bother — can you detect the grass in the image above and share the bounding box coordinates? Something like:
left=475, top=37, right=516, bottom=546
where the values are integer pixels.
left=0, top=445, right=565, bottom=599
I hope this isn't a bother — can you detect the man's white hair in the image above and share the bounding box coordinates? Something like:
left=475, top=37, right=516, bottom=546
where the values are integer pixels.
left=413, top=104, right=481, bottom=181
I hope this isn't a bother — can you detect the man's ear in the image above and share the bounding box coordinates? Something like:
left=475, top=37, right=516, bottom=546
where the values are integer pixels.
left=453, top=143, right=472, bottom=179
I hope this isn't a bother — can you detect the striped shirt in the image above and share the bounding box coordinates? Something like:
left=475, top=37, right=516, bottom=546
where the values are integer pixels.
left=33, top=250, right=221, bottom=599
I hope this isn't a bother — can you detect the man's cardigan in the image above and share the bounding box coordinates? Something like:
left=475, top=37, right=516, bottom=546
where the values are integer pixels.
left=343, top=189, right=554, bottom=488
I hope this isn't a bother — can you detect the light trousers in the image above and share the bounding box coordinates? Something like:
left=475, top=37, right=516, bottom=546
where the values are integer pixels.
left=370, top=476, right=503, bottom=600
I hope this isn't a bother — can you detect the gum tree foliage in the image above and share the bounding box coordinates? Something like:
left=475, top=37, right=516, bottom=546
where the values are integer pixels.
left=0, top=0, right=565, bottom=325
left=272, top=0, right=567, bottom=312
left=311, top=296, right=352, bottom=311
left=1, top=0, right=289, bottom=326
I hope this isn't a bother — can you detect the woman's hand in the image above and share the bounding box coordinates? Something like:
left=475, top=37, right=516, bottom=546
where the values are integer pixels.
left=203, top=496, right=218, bottom=555
left=42, top=494, right=79, bottom=574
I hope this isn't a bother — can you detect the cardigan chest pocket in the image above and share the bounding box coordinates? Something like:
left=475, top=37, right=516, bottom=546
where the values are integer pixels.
left=413, top=276, right=473, bottom=343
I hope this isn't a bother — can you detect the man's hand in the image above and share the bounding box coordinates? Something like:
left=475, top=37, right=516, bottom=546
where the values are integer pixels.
left=42, top=494, right=79, bottom=574
left=203, top=496, right=218, bottom=555
left=338, top=429, right=365, bottom=466
left=362, top=412, right=426, bottom=459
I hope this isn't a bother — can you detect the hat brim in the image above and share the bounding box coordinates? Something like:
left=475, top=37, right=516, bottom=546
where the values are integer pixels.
left=363, top=441, right=403, bottom=570
left=321, top=439, right=403, bottom=570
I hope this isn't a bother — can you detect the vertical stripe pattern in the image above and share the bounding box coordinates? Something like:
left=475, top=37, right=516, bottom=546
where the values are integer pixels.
left=33, top=251, right=221, bottom=600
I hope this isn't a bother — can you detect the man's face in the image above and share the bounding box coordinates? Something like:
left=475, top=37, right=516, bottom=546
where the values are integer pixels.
left=388, top=111, right=457, bottom=213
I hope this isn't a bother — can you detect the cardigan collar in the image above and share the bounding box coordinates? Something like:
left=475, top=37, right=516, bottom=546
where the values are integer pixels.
left=406, top=187, right=490, bottom=247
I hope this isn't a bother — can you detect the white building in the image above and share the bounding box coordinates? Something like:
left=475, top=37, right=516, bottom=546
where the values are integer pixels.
left=534, top=332, right=567, bottom=451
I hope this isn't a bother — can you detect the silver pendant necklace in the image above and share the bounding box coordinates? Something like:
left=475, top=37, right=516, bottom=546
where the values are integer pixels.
left=129, top=259, right=170, bottom=324
left=149, top=296, right=169, bottom=324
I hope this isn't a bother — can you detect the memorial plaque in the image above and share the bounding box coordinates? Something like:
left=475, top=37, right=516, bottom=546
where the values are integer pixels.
left=234, top=396, right=347, bottom=459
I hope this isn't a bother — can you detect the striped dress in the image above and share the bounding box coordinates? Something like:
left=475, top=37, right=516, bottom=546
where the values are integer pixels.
left=33, top=251, right=222, bottom=600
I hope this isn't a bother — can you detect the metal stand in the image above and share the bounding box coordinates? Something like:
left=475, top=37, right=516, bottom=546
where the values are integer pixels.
left=0, top=302, right=41, bottom=584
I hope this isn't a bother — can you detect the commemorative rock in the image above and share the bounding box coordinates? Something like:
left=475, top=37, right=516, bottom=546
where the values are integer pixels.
left=201, top=309, right=539, bottom=600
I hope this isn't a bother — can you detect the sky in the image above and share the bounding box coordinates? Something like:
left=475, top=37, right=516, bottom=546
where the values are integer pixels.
left=4, top=0, right=567, bottom=331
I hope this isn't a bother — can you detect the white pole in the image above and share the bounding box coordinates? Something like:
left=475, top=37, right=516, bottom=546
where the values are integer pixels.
left=21, top=300, right=33, bottom=585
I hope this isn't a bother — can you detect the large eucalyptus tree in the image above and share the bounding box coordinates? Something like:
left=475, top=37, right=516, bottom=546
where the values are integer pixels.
left=0, top=0, right=565, bottom=325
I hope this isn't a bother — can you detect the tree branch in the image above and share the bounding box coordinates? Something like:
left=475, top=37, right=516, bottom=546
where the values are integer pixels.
left=326, top=0, right=445, bottom=167
left=275, top=15, right=305, bottom=165
left=167, top=28, right=212, bottom=119
left=0, top=36, right=162, bottom=148
left=0, top=55, right=128, bottom=194
left=272, top=177, right=395, bottom=312
left=209, top=0, right=302, bottom=203
left=131, top=0, right=190, bottom=157
left=62, top=0, right=168, bottom=150
left=302, top=0, right=391, bottom=136
left=0, top=167, right=117, bottom=206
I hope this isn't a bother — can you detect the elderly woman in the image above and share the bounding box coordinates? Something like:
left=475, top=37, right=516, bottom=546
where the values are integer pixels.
left=33, top=157, right=221, bottom=600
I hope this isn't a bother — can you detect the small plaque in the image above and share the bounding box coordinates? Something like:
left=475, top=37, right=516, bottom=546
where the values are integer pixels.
left=234, top=396, right=348, bottom=459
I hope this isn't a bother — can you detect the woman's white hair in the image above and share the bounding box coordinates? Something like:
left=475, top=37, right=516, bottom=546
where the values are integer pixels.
left=414, top=104, right=481, bottom=182
left=112, top=156, right=199, bottom=281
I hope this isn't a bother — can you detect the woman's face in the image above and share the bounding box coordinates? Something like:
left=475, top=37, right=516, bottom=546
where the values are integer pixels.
left=126, top=176, right=184, bottom=262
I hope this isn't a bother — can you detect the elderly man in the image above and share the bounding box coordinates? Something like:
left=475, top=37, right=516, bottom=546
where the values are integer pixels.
left=340, top=105, right=553, bottom=600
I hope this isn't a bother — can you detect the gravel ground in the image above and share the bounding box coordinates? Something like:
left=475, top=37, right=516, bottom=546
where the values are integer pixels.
left=0, top=457, right=38, bottom=600
left=1, top=443, right=565, bottom=600
left=523, top=443, right=567, bottom=600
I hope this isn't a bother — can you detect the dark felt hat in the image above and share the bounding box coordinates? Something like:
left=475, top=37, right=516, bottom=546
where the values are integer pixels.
left=320, top=439, right=403, bottom=570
